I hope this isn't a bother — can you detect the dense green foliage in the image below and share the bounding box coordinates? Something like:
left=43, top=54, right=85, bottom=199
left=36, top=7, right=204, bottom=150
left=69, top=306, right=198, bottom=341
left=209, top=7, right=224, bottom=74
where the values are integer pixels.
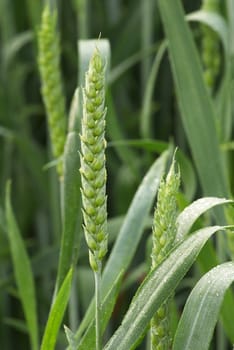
left=0, top=0, right=234, bottom=349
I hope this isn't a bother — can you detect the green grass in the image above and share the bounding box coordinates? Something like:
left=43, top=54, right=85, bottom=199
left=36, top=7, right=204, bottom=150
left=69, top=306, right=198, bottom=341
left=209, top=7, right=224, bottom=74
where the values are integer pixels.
left=0, top=0, right=234, bottom=349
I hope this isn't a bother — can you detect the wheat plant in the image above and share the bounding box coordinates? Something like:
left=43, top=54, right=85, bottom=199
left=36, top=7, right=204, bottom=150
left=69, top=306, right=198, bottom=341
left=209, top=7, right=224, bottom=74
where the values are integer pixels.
left=1, top=1, right=234, bottom=350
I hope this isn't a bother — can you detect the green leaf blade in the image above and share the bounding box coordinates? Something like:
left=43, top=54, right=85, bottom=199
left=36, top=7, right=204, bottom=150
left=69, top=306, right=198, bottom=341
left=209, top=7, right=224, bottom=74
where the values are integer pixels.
left=104, top=226, right=225, bottom=350
left=140, top=41, right=167, bottom=138
left=40, top=268, right=73, bottom=350
left=173, top=262, right=234, bottom=350
left=5, top=181, right=39, bottom=350
left=157, top=0, right=229, bottom=198
left=56, top=130, right=81, bottom=291
left=176, top=197, right=233, bottom=241
left=187, top=11, right=228, bottom=52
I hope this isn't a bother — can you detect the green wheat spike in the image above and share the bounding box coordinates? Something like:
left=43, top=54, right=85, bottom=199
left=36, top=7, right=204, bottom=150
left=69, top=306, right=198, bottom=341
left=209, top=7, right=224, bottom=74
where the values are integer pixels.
left=151, top=158, right=180, bottom=350
left=79, top=47, right=107, bottom=272
left=38, top=5, right=66, bottom=176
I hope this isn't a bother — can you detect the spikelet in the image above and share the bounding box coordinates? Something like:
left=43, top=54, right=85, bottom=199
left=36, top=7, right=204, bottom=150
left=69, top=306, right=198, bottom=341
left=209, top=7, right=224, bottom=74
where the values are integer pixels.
left=38, top=5, right=66, bottom=176
left=151, top=159, right=180, bottom=350
left=79, top=48, right=107, bottom=272
left=201, top=0, right=221, bottom=90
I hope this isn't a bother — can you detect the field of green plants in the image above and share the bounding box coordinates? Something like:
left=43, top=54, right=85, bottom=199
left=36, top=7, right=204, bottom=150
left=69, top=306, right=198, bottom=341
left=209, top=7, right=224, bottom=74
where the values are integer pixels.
left=1, top=0, right=234, bottom=349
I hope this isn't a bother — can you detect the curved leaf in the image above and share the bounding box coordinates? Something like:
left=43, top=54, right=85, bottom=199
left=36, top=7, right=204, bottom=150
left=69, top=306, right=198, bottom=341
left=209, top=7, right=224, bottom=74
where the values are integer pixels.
left=104, top=226, right=226, bottom=350
left=173, top=262, right=234, bottom=350
left=176, top=197, right=233, bottom=241
left=187, top=10, right=228, bottom=53
left=4, top=31, right=33, bottom=64
left=197, top=236, right=234, bottom=344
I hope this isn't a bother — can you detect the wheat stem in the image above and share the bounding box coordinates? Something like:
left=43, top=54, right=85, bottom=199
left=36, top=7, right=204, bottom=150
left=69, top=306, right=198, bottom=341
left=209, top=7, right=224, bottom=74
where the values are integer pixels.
left=95, top=266, right=102, bottom=350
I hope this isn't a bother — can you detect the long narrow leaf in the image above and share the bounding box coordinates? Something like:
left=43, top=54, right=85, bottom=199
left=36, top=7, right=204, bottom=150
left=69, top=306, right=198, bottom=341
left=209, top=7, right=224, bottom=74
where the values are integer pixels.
left=40, top=268, right=73, bottom=350
left=140, top=41, right=167, bottom=138
left=141, top=0, right=154, bottom=92
left=5, top=181, right=39, bottom=350
left=108, top=43, right=158, bottom=84
left=227, top=0, right=234, bottom=57
left=104, top=226, right=227, bottom=350
left=56, top=130, right=81, bottom=290
left=197, top=238, right=234, bottom=344
left=157, top=0, right=229, bottom=198
left=108, top=138, right=168, bottom=154
left=173, top=262, right=234, bottom=350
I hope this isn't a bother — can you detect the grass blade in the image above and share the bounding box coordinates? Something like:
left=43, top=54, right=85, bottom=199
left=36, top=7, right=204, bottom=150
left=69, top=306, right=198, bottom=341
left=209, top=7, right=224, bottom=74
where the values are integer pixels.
left=40, top=268, right=73, bottom=350
left=56, top=130, right=81, bottom=290
left=4, top=31, right=33, bottom=64
left=104, top=226, right=226, bottom=350
left=108, top=43, right=158, bottom=84
left=141, top=0, right=154, bottom=93
left=5, top=180, right=39, bottom=350
left=108, top=138, right=168, bottom=153
left=173, top=262, right=234, bottom=350
left=227, top=0, right=234, bottom=56
left=157, top=0, right=229, bottom=198
left=140, top=41, right=167, bottom=138
left=197, top=239, right=234, bottom=344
